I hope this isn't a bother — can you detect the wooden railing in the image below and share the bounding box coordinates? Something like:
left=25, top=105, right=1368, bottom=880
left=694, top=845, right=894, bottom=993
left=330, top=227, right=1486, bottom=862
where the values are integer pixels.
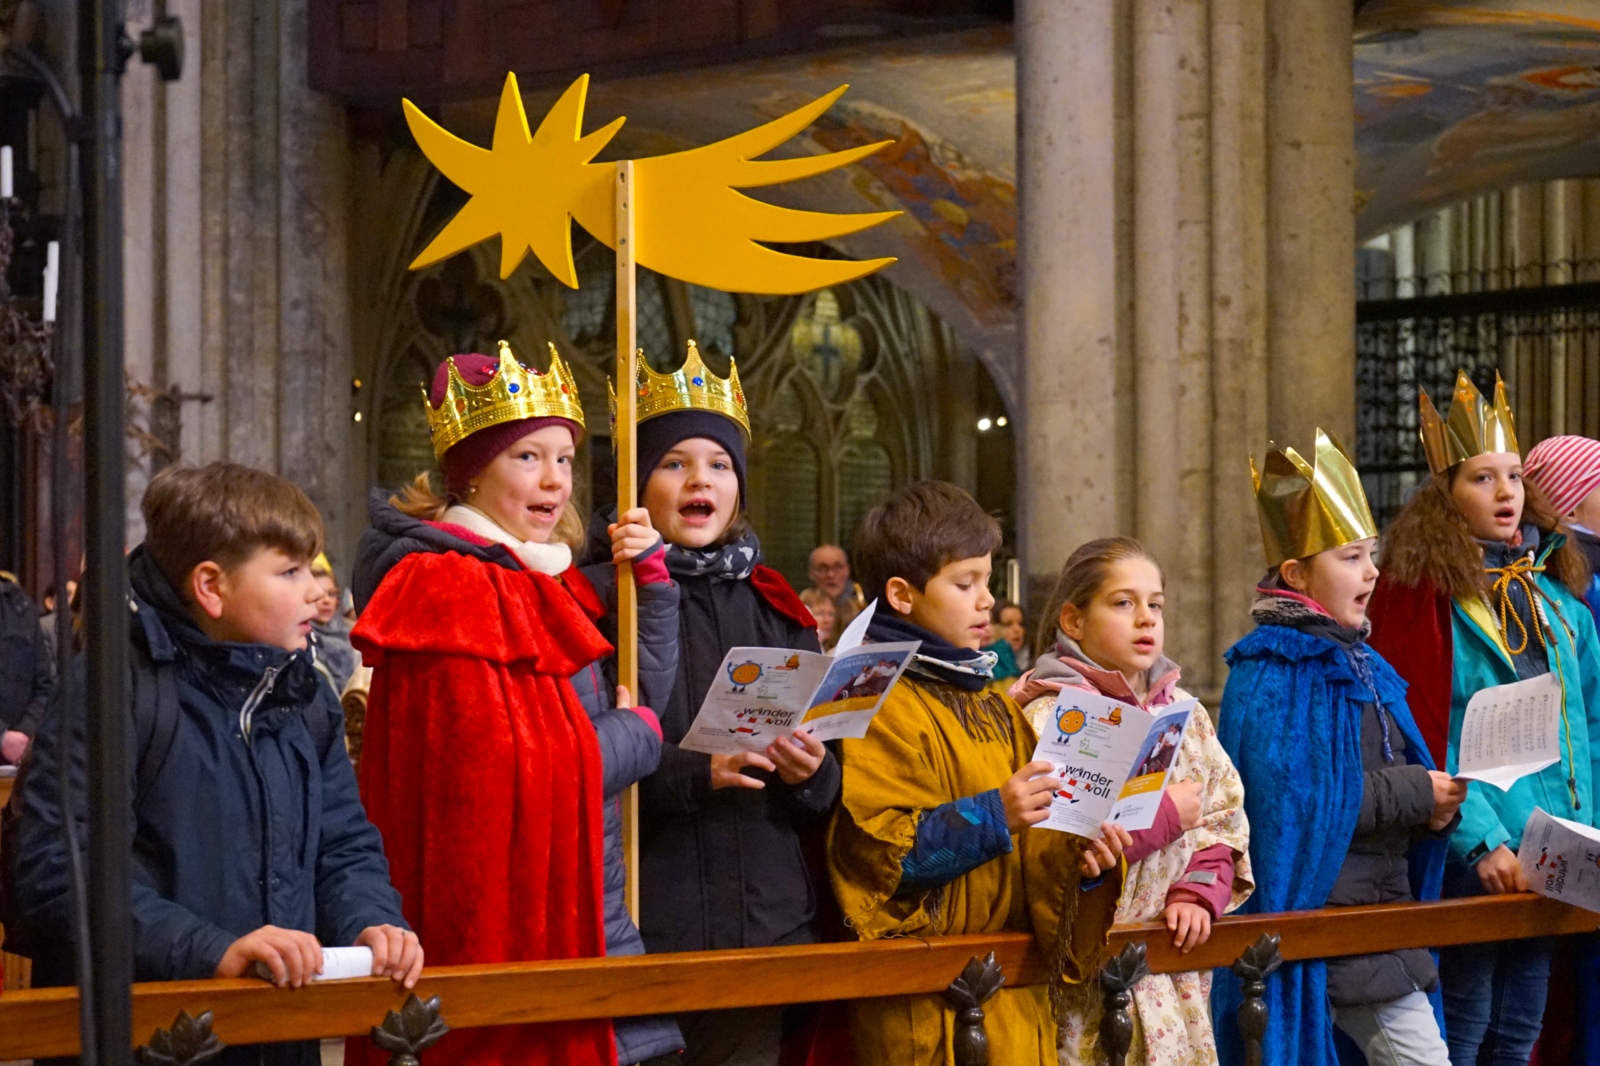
left=0, top=894, right=1594, bottom=1065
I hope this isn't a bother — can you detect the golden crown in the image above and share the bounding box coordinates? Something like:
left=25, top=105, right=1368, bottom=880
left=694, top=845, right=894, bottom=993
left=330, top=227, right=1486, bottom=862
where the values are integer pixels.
left=1419, top=370, right=1519, bottom=476
left=1251, top=428, right=1378, bottom=568
left=423, top=340, right=586, bottom=461
left=609, top=339, right=750, bottom=437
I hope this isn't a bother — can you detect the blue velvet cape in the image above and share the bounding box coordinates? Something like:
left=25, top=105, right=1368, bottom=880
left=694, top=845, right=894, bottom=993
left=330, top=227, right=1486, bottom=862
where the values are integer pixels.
left=1211, top=624, right=1447, bottom=1066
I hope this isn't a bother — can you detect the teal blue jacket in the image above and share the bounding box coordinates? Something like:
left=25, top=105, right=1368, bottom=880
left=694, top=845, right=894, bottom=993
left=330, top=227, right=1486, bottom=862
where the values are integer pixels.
left=1444, top=535, right=1600, bottom=863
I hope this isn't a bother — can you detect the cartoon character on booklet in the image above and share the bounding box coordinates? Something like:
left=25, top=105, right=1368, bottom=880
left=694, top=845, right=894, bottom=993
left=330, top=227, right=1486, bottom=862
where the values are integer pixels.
left=728, top=660, right=763, bottom=694
left=1056, top=705, right=1087, bottom=740
left=729, top=707, right=764, bottom=739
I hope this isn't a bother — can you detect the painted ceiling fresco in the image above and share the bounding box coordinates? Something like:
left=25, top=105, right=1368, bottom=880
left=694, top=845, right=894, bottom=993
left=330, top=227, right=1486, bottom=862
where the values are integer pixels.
left=1355, top=0, right=1600, bottom=237
left=423, top=5, right=1600, bottom=402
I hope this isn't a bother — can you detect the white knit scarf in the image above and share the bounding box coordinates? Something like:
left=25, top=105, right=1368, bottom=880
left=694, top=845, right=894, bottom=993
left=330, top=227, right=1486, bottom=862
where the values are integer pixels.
left=442, top=504, right=572, bottom=576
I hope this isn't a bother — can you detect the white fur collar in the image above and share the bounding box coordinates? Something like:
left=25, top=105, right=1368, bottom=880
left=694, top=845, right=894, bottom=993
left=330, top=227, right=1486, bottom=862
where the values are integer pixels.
left=442, top=504, right=572, bottom=576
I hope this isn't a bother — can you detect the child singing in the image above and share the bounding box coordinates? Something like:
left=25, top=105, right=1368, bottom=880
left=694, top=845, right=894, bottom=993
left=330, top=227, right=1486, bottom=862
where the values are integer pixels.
left=1218, top=429, right=1466, bottom=1066
left=1012, top=537, right=1251, bottom=1066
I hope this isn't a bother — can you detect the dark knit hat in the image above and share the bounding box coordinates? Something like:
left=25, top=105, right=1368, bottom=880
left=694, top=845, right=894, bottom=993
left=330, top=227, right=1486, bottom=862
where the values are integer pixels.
left=637, top=410, right=748, bottom=503
left=429, top=353, right=583, bottom=496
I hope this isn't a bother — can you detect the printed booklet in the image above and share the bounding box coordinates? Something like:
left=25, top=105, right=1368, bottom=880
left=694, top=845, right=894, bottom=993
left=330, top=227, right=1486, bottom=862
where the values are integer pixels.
left=679, top=601, right=920, bottom=756
left=1520, top=807, right=1600, bottom=914
left=1454, top=672, right=1562, bottom=790
left=1029, top=690, right=1199, bottom=838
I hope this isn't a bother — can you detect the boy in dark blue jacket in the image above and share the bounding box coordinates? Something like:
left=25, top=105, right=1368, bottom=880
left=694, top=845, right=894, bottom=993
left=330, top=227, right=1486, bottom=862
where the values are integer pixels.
left=16, top=463, right=420, bottom=1066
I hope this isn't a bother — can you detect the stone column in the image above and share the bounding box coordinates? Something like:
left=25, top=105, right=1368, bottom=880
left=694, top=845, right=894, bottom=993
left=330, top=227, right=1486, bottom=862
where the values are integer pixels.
left=1016, top=0, right=1356, bottom=696
left=1016, top=0, right=1131, bottom=623
left=1265, top=0, right=1355, bottom=448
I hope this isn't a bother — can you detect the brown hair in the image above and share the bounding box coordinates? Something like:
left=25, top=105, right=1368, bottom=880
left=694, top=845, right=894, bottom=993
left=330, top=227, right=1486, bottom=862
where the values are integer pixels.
left=1033, top=538, right=1164, bottom=659
left=991, top=600, right=1023, bottom=624
left=1381, top=468, right=1589, bottom=599
left=852, top=481, right=1003, bottom=604
left=141, top=463, right=324, bottom=594
left=391, top=471, right=586, bottom=550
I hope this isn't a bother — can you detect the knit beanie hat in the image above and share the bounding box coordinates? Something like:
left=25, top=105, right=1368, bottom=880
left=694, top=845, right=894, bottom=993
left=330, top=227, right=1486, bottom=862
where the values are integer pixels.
left=429, top=353, right=583, bottom=497
left=1524, top=435, right=1600, bottom=517
left=636, top=410, right=748, bottom=504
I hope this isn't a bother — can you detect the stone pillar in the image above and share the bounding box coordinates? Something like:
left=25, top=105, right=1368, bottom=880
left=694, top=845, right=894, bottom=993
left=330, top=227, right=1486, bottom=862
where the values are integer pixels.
left=1017, top=0, right=1355, bottom=696
left=1016, top=0, right=1131, bottom=624
left=1265, top=0, right=1355, bottom=448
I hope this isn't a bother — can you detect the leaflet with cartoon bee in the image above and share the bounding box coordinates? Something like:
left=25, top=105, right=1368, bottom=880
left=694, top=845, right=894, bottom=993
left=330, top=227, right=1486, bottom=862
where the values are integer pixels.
left=680, top=601, right=919, bottom=756
left=1029, top=690, right=1199, bottom=838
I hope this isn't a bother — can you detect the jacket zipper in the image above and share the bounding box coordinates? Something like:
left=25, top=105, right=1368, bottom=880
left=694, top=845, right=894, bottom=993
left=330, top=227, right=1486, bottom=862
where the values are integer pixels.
left=238, top=663, right=285, bottom=744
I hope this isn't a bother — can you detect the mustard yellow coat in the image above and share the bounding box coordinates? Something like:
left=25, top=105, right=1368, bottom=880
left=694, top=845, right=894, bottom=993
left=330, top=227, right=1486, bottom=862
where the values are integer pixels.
left=828, top=679, right=1122, bottom=1066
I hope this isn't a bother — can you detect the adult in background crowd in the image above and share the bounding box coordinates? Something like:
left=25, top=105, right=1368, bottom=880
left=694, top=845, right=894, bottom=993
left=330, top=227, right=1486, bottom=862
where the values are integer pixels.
left=807, top=544, right=866, bottom=627
left=0, top=571, right=54, bottom=765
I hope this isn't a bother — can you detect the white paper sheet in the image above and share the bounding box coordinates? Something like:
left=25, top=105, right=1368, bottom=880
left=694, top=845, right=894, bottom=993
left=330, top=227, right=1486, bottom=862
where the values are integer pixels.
left=678, top=600, right=920, bottom=755
left=1520, top=807, right=1600, bottom=914
left=1028, top=691, right=1198, bottom=837
left=1454, top=672, right=1561, bottom=791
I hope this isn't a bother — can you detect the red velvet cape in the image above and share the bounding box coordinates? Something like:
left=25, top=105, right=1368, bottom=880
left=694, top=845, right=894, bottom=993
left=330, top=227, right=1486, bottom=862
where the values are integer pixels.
left=1365, top=572, right=1455, bottom=768
left=351, top=551, right=617, bottom=1066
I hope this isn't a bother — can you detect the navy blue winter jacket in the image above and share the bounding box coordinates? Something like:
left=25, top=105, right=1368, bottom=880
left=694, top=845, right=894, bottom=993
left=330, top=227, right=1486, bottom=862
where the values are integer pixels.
left=17, top=548, right=407, bottom=1066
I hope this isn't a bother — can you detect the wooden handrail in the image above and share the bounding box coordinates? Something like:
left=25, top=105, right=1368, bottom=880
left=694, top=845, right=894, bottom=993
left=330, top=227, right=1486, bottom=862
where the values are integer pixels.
left=1, top=893, right=1594, bottom=1060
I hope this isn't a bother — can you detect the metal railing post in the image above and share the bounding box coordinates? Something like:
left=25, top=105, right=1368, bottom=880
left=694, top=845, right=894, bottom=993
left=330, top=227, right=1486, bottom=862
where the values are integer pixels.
left=1231, top=933, right=1284, bottom=1066
left=1097, top=941, right=1149, bottom=1066
left=943, top=952, right=1005, bottom=1066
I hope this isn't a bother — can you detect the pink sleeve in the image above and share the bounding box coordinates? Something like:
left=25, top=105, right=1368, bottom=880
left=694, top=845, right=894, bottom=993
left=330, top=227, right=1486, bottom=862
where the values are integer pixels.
left=1123, top=792, right=1184, bottom=865
left=632, top=547, right=671, bottom=587
left=1164, top=842, right=1236, bottom=919
left=629, top=704, right=664, bottom=741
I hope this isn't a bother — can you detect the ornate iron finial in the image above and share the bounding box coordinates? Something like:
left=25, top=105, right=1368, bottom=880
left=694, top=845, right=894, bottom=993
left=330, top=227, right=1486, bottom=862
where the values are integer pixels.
left=370, top=993, right=451, bottom=1066
left=1232, top=933, right=1284, bottom=1066
left=1098, top=941, right=1150, bottom=1065
left=137, top=1009, right=225, bottom=1066
left=943, top=952, right=1006, bottom=1066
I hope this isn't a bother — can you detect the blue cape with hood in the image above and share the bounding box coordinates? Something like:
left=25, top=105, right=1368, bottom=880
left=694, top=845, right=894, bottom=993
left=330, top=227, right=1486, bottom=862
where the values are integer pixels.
left=1211, top=623, right=1448, bottom=1066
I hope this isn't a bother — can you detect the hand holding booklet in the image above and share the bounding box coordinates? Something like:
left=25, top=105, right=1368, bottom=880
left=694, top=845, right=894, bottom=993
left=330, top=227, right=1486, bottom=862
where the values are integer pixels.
left=1029, top=690, right=1199, bottom=838
left=1520, top=807, right=1600, bottom=913
left=678, top=601, right=919, bottom=756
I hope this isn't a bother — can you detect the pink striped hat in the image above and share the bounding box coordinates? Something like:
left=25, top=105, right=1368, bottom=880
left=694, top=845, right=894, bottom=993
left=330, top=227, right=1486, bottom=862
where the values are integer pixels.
left=1524, top=435, right=1600, bottom=516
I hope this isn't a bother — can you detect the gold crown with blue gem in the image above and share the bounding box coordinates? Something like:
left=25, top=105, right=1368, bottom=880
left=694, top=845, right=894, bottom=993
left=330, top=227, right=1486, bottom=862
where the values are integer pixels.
left=423, top=339, right=586, bottom=461
left=608, top=338, right=750, bottom=437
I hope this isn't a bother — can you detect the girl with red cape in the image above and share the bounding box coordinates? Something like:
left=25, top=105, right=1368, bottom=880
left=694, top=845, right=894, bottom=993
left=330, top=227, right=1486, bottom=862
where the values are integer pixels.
left=349, top=343, right=679, bottom=1066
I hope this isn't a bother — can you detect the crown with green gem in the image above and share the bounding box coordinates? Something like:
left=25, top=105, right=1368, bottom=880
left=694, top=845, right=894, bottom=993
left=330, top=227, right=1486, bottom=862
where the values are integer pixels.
left=423, top=339, right=586, bottom=460
left=609, top=339, right=750, bottom=437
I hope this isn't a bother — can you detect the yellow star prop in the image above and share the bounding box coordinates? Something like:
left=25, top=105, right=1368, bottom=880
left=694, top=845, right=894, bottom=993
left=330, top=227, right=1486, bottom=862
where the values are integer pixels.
left=403, top=73, right=899, bottom=295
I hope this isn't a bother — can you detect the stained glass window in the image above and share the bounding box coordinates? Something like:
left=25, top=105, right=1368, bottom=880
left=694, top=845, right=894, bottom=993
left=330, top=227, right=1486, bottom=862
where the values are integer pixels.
left=689, top=284, right=738, bottom=355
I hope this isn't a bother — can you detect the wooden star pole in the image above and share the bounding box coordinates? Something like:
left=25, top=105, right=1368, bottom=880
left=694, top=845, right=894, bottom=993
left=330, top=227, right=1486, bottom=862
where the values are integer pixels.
left=614, top=160, right=641, bottom=920
left=403, top=71, right=901, bottom=925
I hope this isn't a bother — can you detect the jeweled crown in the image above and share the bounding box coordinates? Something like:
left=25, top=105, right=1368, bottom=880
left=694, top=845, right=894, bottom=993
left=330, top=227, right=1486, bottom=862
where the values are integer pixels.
left=1419, top=370, right=1519, bottom=476
left=1251, top=428, right=1378, bottom=568
left=423, top=340, right=586, bottom=461
left=610, top=339, right=750, bottom=437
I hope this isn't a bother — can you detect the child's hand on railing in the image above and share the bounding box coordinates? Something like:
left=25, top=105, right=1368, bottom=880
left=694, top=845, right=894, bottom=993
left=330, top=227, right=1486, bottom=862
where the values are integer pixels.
left=1164, top=900, right=1212, bottom=953
left=355, top=925, right=425, bottom=989
left=1167, top=780, right=1203, bottom=831
left=1427, top=771, right=1469, bottom=830
left=216, top=925, right=324, bottom=988
left=1079, top=822, right=1133, bottom=877
left=1002, top=760, right=1059, bottom=833
left=1475, top=844, right=1528, bottom=894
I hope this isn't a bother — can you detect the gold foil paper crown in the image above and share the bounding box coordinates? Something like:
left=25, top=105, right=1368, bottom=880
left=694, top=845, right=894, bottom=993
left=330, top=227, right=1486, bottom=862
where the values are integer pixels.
left=423, top=340, right=586, bottom=461
left=610, top=339, right=750, bottom=437
left=1419, top=370, right=1519, bottom=476
left=1251, top=428, right=1378, bottom=568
